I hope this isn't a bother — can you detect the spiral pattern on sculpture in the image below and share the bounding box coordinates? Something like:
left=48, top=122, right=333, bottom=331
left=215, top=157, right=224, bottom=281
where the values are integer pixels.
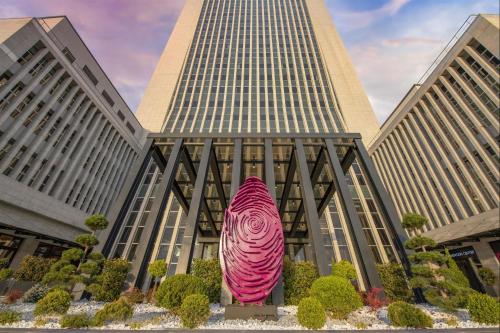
left=219, top=177, right=284, bottom=305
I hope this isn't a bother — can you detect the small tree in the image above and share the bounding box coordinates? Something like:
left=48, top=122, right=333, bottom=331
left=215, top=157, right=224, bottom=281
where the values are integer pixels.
left=148, top=260, right=167, bottom=299
left=403, top=213, right=472, bottom=311
left=331, top=260, right=357, bottom=281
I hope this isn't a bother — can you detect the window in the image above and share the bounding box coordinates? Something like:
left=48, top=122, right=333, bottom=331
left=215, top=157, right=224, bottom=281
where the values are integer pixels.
left=62, top=47, right=75, bottom=63
left=126, top=122, right=135, bottom=134
left=0, top=70, right=13, bottom=88
left=17, top=41, right=45, bottom=65
left=0, top=82, right=25, bottom=112
left=0, top=138, right=16, bottom=162
left=82, top=65, right=98, bottom=85
left=101, top=90, right=115, bottom=107
left=10, top=93, right=35, bottom=119
left=117, top=110, right=125, bottom=121
left=16, top=153, right=37, bottom=181
left=28, top=158, right=48, bottom=186
left=3, top=145, right=27, bottom=176
left=22, top=102, right=45, bottom=127
left=0, top=233, right=23, bottom=262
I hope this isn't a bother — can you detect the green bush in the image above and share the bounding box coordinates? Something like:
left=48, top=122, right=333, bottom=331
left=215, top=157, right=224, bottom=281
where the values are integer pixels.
left=61, top=248, right=84, bottom=262
left=0, top=268, right=12, bottom=281
left=156, top=274, right=207, bottom=312
left=60, top=313, right=91, bottom=328
left=122, top=287, right=144, bottom=304
left=376, top=263, right=413, bottom=302
left=179, top=294, right=210, bottom=329
left=13, top=256, right=55, bottom=282
left=86, top=258, right=129, bottom=302
left=75, top=234, right=98, bottom=248
left=85, top=214, right=109, bottom=232
left=388, top=301, right=432, bottom=328
left=310, top=275, right=362, bottom=319
left=297, top=297, right=326, bottom=329
left=401, top=213, right=428, bottom=230
left=0, top=258, right=9, bottom=269
left=34, top=289, right=71, bottom=316
left=0, top=310, right=21, bottom=325
left=21, top=283, right=50, bottom=303
left=466, top=293, right=500, bottom=325
left=478, top=267, right=496, bottom=286
left=331, top=260, right=357, bottom=280
left=191, top=258, right=222, bottom=303
left=92, top=298, right=133, bottom=327
left=282, top=258, right=319, bottom=305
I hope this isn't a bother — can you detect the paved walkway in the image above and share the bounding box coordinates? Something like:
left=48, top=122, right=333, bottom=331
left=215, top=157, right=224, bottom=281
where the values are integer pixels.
left=0, top=328, right=497, bottom=333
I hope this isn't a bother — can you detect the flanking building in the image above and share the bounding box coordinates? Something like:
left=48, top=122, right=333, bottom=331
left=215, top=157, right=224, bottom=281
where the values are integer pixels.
left=99, top=0, right=411, bottom=303
left=0, top=17, right=144, bottom=268
left=368, top=14, right=499, bottom=296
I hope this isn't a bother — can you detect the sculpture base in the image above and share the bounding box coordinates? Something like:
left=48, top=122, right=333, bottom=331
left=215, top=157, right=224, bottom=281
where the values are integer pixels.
left=224, top=304, right=278, bottom=321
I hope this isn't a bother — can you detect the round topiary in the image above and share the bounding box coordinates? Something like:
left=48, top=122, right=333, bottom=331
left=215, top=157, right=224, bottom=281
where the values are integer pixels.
left=297, top=297, right=326, bottom=329
left=92, top=298, right=133, bottom=327
left=60, top=313, right=91, bottom=328
left=0, top=310, right=21, bottom=325
left=466, top=293, right=500, bottom=325
left=21, top=284, right=50, bottom=303
left=331, top=260, right=357, bottom=280
left=179, top=294, right=210, bottom=328
left=310, top=275, right=362, bottom=319
left=84, top=214, right=109, bottom=232
left=0, top=268, right=13, bottom=281
left=156, top=274, right=207, bottom=311
left=388, top=301, right=433, bottom=328
left=191, top=259, right=222, bottom=303
left=282, top=258, right=319, bottom=305
left=34, top=289, right=71, bottom=316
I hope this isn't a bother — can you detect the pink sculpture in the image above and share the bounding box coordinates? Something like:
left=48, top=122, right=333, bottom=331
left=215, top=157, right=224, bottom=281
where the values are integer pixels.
left=219, top=177, right=284, bottom=305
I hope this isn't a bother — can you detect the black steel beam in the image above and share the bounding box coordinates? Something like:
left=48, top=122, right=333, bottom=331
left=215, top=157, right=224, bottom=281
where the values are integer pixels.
left=210, top=148, right=227, bottom=210
left=279, top=149, right=296, bottom=218
left=148, top=132, right=362, bottom=140
left=176, top=139, right=213, bottom=274
left=172, top=181, right=190, bottom=214
left=324, top=139, right=383, bottom=290
left=132, top=139, right=183, bottom=290
left=295, top=139, right=329, bottom=276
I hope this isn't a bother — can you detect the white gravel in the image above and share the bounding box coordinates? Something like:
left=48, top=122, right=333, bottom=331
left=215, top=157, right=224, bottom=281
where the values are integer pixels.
left=0, top=301, right=497, bottom=330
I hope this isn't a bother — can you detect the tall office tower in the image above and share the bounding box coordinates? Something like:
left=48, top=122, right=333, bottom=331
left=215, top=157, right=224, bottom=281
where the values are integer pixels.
left=369, top=15, right=499, bottom=296
left=101, top=0, right=408, bottom=301
left=0, top=17, right=144, bottom=268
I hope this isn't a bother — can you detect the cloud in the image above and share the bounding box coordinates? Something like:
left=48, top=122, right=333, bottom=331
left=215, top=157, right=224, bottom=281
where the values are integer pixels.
left=381, top=37, right=442, bottom=47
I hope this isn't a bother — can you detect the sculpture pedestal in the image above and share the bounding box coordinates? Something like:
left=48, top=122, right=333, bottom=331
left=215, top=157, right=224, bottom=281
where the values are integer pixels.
left=224, top=304, right=278, bottom=321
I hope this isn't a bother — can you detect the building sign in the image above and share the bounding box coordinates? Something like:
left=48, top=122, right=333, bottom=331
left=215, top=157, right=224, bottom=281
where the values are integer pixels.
left=448, top=247, right=475, bottom=259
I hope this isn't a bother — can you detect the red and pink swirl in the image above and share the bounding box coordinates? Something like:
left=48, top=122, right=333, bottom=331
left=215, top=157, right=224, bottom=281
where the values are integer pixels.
left=219, top=177, right=284, bottom=305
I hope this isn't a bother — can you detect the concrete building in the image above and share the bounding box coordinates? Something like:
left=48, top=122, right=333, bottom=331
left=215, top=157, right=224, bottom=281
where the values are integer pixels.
left=0, top=17, right=144, bottom=267
left=100, top=0, right=411, bottom=303
left=368, top=14, right=499, bottom=296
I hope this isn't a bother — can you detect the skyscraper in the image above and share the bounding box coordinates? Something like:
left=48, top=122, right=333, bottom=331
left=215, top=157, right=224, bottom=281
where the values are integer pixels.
left=100, top=0, right=409, bottom=303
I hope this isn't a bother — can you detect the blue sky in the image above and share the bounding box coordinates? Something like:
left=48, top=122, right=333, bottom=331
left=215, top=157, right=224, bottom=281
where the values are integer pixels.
left=1, top=0, right=498, bottom=123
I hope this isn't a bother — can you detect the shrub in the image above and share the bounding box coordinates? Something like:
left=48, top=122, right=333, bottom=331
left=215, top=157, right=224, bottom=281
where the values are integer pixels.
left=85, top=214, right=109, bottom=232
left=310, top=275, right=363, bottom=319
left=61, top=248, right=84, bottom=262
left=0, top=259, right=9, bottom=269
left=92, top=298, right=133, bottom=326
left=0, top=310, right=21, bottom=325
left=331, top=260, right=357, bottom=280
left=60, top=313, right=91, bottom=328
left=0, top=268, right=12, bottom=281
left=297, top=297, right=326, bottom=329
left=388, top=301, right=432, bottom=328
left=180, top=294, right=210, bottom=328
left=478, top=267, right=496, bottom=286
left=87, top=252, right=105, bottom=263
left=75, top=234, right=99, bottom=248
left=466, top=293, right=500, bottom=325
left=122, top=287, right=144, bottom=304
left=34, top=289, right=71, bottom=316
left=87, top=258, right=129, bottom=302
left=282, top=258, right=319, bottom=305
left=156, top=274, right=207, bottom=312
left=4, top=289, right=23, bottom=304
left=21, top=283, right=50, bottom=303
left=191, top=258, right=222, bottom=303
left=365, top=288, right=388, bottom=311
left=13, top=256, right=55, bottom=282
left=401, top=213, right=428, bottom=230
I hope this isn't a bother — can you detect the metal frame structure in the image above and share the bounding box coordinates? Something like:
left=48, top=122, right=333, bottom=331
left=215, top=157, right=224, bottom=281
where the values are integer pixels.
left=100, top=132, right=411, bottom=304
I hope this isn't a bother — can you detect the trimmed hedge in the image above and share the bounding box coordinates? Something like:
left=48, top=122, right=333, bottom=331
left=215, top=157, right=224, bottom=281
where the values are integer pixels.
left=466, top=293, right=500, bottom=325
left=13, top=256, right=55, bottom=282
left=310, top=275, right=362, bottom=319
left=331, top=260, right=357, bottom=280
left=92, top=298, right=133, bottom=327
left=34, top=289, right=71, bottom=316
left=297, top=297, right=326, bottom=329
left=86, top=258, right=129, bottom=302
left=0, top=268, right=12, bottom=281
left=376, top=263, right=412, bottom=302
left=60, top=314, right=91, bottom=328
left=282, top=259, right=319, bottom=305
left=0, top=310, right=21, bottom=325
left=388, top=301, right=432, bottom=328
left=180, top=294, right=210, bottom=328
left=156, top=274, right=207, bottom=312
left=191, top=259, right=222, bottom=303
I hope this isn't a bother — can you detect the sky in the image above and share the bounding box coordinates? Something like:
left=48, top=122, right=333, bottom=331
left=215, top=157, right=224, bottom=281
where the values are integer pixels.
left=1, top=0, right=498, bottom=124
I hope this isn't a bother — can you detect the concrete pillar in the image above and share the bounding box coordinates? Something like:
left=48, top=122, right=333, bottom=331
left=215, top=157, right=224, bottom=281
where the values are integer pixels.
left=472, top=241, right=499, bottom=297
left=10, top=237, right=39, bottom=269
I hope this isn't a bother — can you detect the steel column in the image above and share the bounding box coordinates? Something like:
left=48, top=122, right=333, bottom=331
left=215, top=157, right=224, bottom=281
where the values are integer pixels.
left=131, top=139, right=183, bottom=289
left=265, top=139, right=284, bottom=306
left=176, top=139, right=213, bottom=274
left=294, top=139, right=329, bottom=276
left=279, top=150, right=296, bottom=218
left=324, top=139, right=383, bottom=290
